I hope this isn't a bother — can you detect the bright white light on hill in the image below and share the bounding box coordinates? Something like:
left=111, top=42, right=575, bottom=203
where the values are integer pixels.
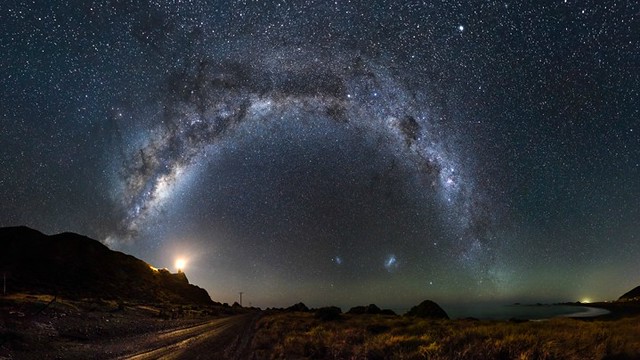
left=175, top=258, right=186, bottom=272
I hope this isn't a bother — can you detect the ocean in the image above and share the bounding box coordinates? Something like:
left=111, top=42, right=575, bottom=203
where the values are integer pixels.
left=388, top=303, right=610, bottom=320
left=439, top=303, right=610, bottom=320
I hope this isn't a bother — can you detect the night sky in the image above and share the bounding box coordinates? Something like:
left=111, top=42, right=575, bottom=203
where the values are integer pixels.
left=1, top=0, right=638, bottom=309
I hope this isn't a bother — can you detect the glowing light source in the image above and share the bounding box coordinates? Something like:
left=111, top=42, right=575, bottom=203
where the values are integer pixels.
left=175, top=258, right=186, bottom=272
left=580, top=297, right=591, bottom=303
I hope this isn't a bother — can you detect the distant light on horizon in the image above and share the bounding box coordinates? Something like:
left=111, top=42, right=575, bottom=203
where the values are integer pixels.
left=581, top=297, right=592, bottom=304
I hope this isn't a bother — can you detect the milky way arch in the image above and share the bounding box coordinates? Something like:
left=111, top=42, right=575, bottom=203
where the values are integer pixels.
left=108, top=44, right=491, bottom=271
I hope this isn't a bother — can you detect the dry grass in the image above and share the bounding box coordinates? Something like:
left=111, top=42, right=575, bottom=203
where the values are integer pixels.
left=249, top=313, right=640, bottom=359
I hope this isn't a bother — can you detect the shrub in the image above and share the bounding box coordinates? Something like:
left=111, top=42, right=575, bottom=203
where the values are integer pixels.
left=314, top=306, right=342, bottom=321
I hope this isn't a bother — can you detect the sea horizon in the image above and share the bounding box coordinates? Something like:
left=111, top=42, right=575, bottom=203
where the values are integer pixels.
left=434, top=303, right=611, bottom=320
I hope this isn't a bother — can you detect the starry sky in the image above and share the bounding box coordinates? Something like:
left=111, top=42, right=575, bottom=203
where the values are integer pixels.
left=0, top=0, right=638, bottom=309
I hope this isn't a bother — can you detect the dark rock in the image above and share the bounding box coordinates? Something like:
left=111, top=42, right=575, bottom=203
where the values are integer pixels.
left=0, top=226, right=214, bottom=305
left=347, top=303, right=382, bottom=315
left=315, top=306, right=342, bottom=321
left=347, top=304, right=397, bottom=315
left=405, top=300, right=449, bottom=319
left=347, top=306, right=367, bottom=314
left=286, top=302, right=310, bottom=312
left=620, top=286, right=640, bottom=301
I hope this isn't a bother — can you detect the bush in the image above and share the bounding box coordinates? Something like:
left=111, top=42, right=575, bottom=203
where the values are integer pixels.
left=314, top=306, right=342, bottom=321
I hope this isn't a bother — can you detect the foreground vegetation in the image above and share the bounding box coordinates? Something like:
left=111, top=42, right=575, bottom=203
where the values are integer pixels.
left=249, top=312, right=640, bottom=359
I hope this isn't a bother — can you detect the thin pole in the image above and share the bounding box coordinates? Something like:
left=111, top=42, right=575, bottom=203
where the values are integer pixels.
left=239, top=292, right=243, bottom=307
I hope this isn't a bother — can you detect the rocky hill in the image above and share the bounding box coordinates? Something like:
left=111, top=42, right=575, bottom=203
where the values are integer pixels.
left=0, top=226, right=214, bottom=305
left=405, top=300, right=449, bottom=319
left=619, top=286, right=640, bottom=301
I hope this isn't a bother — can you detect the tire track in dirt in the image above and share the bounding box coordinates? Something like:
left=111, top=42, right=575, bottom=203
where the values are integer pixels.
left=118, top=313, right=258, bottom=360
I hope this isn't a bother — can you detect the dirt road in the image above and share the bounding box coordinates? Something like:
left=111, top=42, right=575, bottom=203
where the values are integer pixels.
left=118, top=313, right=259, bottom=360
left=1, top=310, right=260, bottom=360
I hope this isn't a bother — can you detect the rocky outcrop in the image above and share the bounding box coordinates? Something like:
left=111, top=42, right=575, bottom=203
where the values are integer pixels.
left=286, top=302, right=310, bottom=312
left=347, top=303, right=396, bottom=315
left=0, top=226, right=214, bottom=305
left=348, top=304, right=382, bottom=315
left=619, top=286, right=640, bottom=301
left=405, top=300, right=449, bottom=319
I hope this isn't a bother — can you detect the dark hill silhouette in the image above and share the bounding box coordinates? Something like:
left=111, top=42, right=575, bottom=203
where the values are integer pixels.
left=0, top=226, right=214, bottom=305
left=619, top=286, right=640, bottom=301
left=348, top=304, right=382, bottom=315
left=405, top=300, right=449, bottom=319
left=286, top=302, right=310, bottom=312
left=346, top=303, right=395, bottom=315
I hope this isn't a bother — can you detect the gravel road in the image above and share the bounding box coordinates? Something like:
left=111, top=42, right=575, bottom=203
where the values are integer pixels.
left=1, top=296, right=260, bottom=360
left=119, top=313, right=259, bottom=360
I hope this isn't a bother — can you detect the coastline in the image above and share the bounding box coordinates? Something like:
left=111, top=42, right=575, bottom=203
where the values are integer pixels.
left=441, top=303, right=611, bottom=321
left=575, top=301, right=640, bottom=320
left=558, top=306, right=611, bottom=318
